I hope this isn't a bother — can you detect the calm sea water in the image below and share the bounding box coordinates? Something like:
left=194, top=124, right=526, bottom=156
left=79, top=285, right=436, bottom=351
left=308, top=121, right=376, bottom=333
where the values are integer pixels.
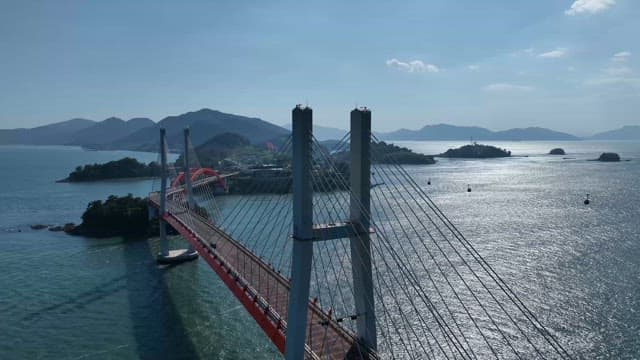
left=1, top=141, right=639, bottom=359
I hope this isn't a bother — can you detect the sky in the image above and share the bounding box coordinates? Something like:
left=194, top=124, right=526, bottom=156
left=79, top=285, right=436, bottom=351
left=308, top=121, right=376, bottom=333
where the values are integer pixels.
left=0, top=0, right=638, bottom=135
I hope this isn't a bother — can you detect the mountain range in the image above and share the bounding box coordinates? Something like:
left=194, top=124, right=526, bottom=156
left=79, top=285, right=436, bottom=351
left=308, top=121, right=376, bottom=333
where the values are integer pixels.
left=106, top=109, right=288, bottom=151
left=589, top=125, right=640, bottom=140
left=0, top=109, right=289, bottom=151
left=282, top=123, right=348, bottom=142
left=68, top=117, right=155, bottom=146
left=0, top=118, right=95, bottom=145
left=378, top=124, right=582, bottom=141
left=1, top=109, right=638, bottom=151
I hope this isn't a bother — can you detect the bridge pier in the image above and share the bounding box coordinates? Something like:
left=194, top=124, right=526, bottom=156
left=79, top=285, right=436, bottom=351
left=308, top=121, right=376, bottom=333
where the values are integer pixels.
left=285, top=105, right=314, bottom=360
left=349, top=108, right=377, bottom=352
left=157, top=127, right=198, bottom=264
left=285, top=106, right=378, bottom=358
left=182, top=128, right=196, bottom=253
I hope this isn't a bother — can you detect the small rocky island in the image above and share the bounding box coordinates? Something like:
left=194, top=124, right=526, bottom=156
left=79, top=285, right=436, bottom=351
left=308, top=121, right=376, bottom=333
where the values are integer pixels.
left=439, top=143, right=511, bottom=158
left=65, top=194, right=211, bottom=238
left=549, top=148, right=566, bottom=155
left=68, top=194, right=156, bottom=238
left=59, top=157, right=160, bottom=182
left=597, top=152, right=621, bottom=162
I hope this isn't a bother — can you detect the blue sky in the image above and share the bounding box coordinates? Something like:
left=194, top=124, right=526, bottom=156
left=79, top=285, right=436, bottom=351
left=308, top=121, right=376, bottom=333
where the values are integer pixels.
left=0, top=0, right=638, bottom=134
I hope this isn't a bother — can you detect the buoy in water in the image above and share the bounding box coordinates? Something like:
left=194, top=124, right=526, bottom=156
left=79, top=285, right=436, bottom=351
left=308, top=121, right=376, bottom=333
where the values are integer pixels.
left=427, top=178, right=431, bottom=185
left=467, top=185, right=472, bottom=193
left=584, top=194, right=590, bottom=205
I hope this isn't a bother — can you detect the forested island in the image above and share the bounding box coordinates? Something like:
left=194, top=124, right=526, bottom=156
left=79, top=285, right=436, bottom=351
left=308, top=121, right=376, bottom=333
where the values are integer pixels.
left=439, top=143, right=511, bottom=158
left=61, top=133, right=437, bottom=197
left=371, top=141, right=436, bottom=164
left=66, top=194, right=213, bottom=238
left=331, top=141, right=436, bottom=165
left=68, top=194, right=156, bottom=238
left=60, top=157, right=160, bottom=182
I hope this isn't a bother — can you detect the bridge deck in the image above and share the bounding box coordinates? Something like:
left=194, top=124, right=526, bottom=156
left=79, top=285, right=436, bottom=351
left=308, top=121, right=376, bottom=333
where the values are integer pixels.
left=150, top=194, right=371, bottom=359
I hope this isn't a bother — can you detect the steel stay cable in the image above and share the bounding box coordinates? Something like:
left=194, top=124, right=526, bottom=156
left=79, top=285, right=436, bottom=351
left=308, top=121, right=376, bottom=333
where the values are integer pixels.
left=184, top=137, right=293, bottom=319
left=369, top=146, right=525, bottom=359
left=371, top=135, right=570, bottom=358
left=186, top=138, right=223, bottom=223
left=219, top=136, right=292, bottom=244
left=312, top=137, right=465, bottom=359
left=310, top=147, right=418, bottom=360
left=309, top=152, right=365, bottom=358
left=312, top=139, right=435, bottom=357
left=370, top=147, right=542, bottom=358
left=215, top=138, right=293, bottom=270
left=313, top=136, right=466, bottom=358
left=312, top=138, right=448, bottom=358
left=368, top=164, right=484, bottom=360
left=371, top=134, right=570, bottom=358
left=371, top=145, right=544, bottom=359
left=309, top=138, right=431, bottom=358
left=309, top=145, right=421, bottom=360
left=308, top=156, right=369, bottom=359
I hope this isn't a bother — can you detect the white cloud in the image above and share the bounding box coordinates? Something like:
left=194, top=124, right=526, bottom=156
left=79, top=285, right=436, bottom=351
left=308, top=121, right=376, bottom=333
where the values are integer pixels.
left=538, top=48, right=568, bottom=59
left=586, top=77, right=640, bottom=86
left=565, top=0, right=616, bottom=15
left=604, top=66, right=633, bottom=76
left=483, top=83, right=534, bottom=92
left=467, top=65, right=480, bottom=71
left=568, top=66, right=577, bottom=71
left=510, top=48, right=535, bottom=57
left=386, top=58, right=440, bottom=73
left=612, top=51, right=631, bottom=62
left=587, top=60, right=638, bottom=87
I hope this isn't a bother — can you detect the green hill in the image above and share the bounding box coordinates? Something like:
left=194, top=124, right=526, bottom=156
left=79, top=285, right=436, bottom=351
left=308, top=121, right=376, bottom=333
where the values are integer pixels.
left=108, top=108, right=289, bottom=151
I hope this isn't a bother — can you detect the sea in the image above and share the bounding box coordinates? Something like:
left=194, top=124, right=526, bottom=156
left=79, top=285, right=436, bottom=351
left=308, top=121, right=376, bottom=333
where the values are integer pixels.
left=0, top=141, right=638, bottom=359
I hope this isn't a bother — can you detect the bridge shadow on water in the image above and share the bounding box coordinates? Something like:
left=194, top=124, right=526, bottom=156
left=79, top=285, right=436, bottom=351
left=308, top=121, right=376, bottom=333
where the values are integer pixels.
left=21, top=274, right=128, bottom=322
left=20, top=238, right=200, bottom=359
left=123, top=238, right=200, bottom=360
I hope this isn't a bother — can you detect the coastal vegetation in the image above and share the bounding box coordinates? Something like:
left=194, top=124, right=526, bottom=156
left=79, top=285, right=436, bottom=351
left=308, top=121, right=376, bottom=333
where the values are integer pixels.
left=61, top=157, right=160, bottom=182
left=66, top=194, right=212, bottom=238
left=176, top=132, right=288, bottom=170
left=371, top=141, right=436, bottom=164
left=439, top=143, right=511, bottom=158
left=331, top=141, right=436, bottom=165
left=69, top=194, right=154, bottom=238
left=549, top=148, right=566, bottom=155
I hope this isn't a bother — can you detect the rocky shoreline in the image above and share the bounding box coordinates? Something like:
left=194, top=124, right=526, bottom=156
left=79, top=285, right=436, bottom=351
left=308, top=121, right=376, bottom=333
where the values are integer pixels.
left=30, top=223, right=77, bottom=233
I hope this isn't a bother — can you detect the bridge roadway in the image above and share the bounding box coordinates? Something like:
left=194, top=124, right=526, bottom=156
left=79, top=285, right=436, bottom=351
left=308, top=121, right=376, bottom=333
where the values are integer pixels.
left=150, top=193, right=373, bottom=359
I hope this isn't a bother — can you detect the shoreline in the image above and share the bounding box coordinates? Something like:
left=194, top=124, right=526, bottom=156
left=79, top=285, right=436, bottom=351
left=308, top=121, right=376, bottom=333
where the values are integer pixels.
left=56, top=176, right=158, bottom=183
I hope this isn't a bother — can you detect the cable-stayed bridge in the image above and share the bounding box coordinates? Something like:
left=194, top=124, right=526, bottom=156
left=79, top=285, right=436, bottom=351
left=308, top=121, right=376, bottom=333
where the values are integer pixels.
left=147, top=106, right=573, bottom=359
